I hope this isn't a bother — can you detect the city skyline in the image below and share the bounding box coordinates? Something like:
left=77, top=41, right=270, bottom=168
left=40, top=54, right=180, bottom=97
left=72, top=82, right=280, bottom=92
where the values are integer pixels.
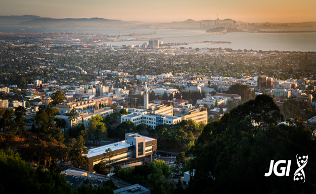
left=1, top=0, right=315, bottom=23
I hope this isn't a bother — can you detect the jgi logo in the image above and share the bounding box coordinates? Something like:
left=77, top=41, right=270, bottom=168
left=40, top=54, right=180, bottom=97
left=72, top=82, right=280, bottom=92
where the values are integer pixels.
left=264, top=154, right=308, bottom=183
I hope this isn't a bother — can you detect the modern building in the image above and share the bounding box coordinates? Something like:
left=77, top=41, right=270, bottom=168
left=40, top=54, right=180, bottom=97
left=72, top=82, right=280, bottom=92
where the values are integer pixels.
left=121, top=112, right=182, bottom=129
left=56, top=100, right=96, bottom=114
left=258, top=76, right=267, bottom=90
left=148, top=40, right=159, bottom=48
left=267, top=78, right=273, bottom=88
left=97, top=85, right=110, bottom=95
left=177, top=109, right=208, bottom=124
left=86, top=133, right=157, bottom=172
left=57, top=107, right=113, bottom=128
left=151, top=104, right=173, bottom=116
left=271, top=89, right=291, bottom=98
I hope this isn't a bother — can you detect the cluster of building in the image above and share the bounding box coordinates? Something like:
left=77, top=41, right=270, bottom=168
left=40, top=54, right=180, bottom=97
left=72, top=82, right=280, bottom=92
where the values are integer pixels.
left=121, top=84, right=208, bottom=129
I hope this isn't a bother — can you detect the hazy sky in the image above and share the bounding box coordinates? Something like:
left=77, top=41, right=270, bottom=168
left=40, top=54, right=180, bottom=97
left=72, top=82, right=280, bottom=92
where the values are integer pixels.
left=1, top=0, right=315, bottom=23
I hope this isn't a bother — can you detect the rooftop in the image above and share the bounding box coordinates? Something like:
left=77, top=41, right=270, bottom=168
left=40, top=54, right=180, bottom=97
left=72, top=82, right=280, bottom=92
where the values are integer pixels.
left=114, top=184, right=150, bottom=194
left=86, top=134, right=156, bottom=158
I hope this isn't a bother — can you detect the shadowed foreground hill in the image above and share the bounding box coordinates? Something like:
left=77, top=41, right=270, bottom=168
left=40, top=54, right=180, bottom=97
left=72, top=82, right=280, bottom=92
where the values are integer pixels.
left=0, top=149, right=114, bottom=194
left=186, top=95, right=316, bottom=194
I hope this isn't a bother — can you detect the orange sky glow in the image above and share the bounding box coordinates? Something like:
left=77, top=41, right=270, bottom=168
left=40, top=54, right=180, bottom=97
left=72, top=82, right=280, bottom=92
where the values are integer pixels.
left=1, top=0, right=315, bottom=23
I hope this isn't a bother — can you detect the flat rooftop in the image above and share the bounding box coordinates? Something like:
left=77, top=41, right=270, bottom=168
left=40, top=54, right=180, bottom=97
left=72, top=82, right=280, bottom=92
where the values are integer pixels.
left=114, top=184, right=150, bottom=194
left=86, top=134, right=156, bottom=158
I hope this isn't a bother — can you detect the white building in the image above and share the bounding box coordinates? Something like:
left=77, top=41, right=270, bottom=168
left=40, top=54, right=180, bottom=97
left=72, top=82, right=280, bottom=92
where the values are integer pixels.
left=121, top=112, right=182, bottom=129
left=196, top=96, right=226, bottom=107
left=87, top=88, right=96, bottom=96
left=12, top=101, right=22, bottom=108
left=0, top=99, right=9, bottom=108
left=86, top=133, right=157, bottom=172
left=75, top=87, right=85, bottom=94
left=97, top=85, right=110, bottom=95
left=33, top=80, right=42, bottom=87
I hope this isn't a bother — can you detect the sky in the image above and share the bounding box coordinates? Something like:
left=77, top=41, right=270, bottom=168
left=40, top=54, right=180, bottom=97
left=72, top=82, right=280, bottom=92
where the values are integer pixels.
left=1, top=0, right=316, bottom=23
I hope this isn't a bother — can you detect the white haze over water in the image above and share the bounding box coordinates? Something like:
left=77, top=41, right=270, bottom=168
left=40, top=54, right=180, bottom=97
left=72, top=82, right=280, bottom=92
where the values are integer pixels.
left=1, top=25, right=315, bottom=52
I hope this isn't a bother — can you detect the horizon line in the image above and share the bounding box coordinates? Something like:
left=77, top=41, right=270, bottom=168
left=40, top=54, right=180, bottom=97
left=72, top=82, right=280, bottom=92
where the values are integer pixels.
left=0, top=15, right=315, bottom=24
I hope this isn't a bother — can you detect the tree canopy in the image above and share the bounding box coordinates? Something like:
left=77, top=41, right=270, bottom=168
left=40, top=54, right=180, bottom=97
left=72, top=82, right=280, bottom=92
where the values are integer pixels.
left=185, top=95, right=316, bottom=193
left=51, top=91, right=65, bottom=106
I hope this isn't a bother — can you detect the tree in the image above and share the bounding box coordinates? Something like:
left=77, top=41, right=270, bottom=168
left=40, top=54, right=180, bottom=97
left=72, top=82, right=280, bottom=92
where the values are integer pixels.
left=185, top=95, right=316, bottom=193
left=93, top=162, right=109, bottom=175
left=0, top=109, right=15, bottom=141
left=120, top=108, right=128, bottom=115
left=0, top=148, right=73, bottom=194
left=68, top=136, right=89, bottom=168
left=88, top=115, right=107, bottom=144
left=25, top=101, right=31, bottom=107
left=104, top=148, right=114, bottom=164
left=68, top=108, right=78, bottom=126
left=14, top=106, right=27, bottom=134
left=227, top=84, right=255, bottom=102
left=149, top=162, right=166, bottom=194
left=162, top=92, right=168, bottom=100
left=51, top=90, right=65, bottom=106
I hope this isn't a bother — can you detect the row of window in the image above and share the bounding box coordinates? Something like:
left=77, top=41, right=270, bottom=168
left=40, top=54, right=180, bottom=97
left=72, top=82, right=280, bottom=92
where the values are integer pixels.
left=93, top=150, right=132, bottom=163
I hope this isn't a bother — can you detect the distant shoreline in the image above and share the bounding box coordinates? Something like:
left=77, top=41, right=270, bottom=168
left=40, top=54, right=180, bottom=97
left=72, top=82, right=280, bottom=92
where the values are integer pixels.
left=253, top=30, right=316, bottom=33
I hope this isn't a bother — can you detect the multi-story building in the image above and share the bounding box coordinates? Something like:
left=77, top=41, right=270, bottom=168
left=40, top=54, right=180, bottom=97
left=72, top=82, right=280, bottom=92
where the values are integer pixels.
left=258, top=75, right=267, bottom=90
left=56, top=100, right=96, bottom=114
left=33, top=80, right=42, bottom=87
left=87, top=88, right=96, bottom=96
left=12, top=101, right=22, bottom=108
left=196, top=96, right=226, bottom=107
left=151, top=104, right=173, bottom=116
left=177, top=109, right=208, bottom=124
left=267, top=78, right=273, bottom=88
left=121, top=112, right=182, bottom=129
left=148, top=40, right=159, bottom=48
left=93, top=97, right=111, bottom=107
left=75, top=87, right=85, bottom=94
left=271, top=89, right=291, bottom=98
left=97, top=85, right=110, bottom=95
left=0, top=99, right=9, bottom=108
left=57, top=107, right=113, bottom=128
left=86, top=133, right=157, bottom=172
left=0, top=87, right=10, bottom=94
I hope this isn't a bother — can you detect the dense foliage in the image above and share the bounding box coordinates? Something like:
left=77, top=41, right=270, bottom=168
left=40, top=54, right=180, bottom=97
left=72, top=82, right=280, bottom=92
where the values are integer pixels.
left=185, top=95, right=316, bottom=193
left=116, top=160, right=174, bottom=194
left=155, top=120, right=204, bottom=152
left=0, top=148, right=117, bottom=194
left=280, top=98, right=316, bottom=120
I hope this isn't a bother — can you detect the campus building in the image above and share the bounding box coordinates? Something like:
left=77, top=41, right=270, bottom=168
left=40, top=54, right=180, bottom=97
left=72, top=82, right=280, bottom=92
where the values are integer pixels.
left=150, top=104, right=173, bottom=116
left=176, top=109, right=208, bottom=124
left=86, top=133, right=157, bottom=172
left=121, top=112, right=182, bottom=129
left=56, top=100, right=96, bottom=114
left=56, top=107, right=113, bottom=129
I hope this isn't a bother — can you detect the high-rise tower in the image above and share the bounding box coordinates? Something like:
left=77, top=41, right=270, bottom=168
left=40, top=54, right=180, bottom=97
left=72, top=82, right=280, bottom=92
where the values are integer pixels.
left=144, top=83, right=149, bottom=109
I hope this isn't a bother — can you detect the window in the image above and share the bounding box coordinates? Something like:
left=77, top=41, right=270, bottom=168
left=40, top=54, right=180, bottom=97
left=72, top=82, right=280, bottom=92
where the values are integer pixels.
left=138, top=142, right=143, bottom=156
